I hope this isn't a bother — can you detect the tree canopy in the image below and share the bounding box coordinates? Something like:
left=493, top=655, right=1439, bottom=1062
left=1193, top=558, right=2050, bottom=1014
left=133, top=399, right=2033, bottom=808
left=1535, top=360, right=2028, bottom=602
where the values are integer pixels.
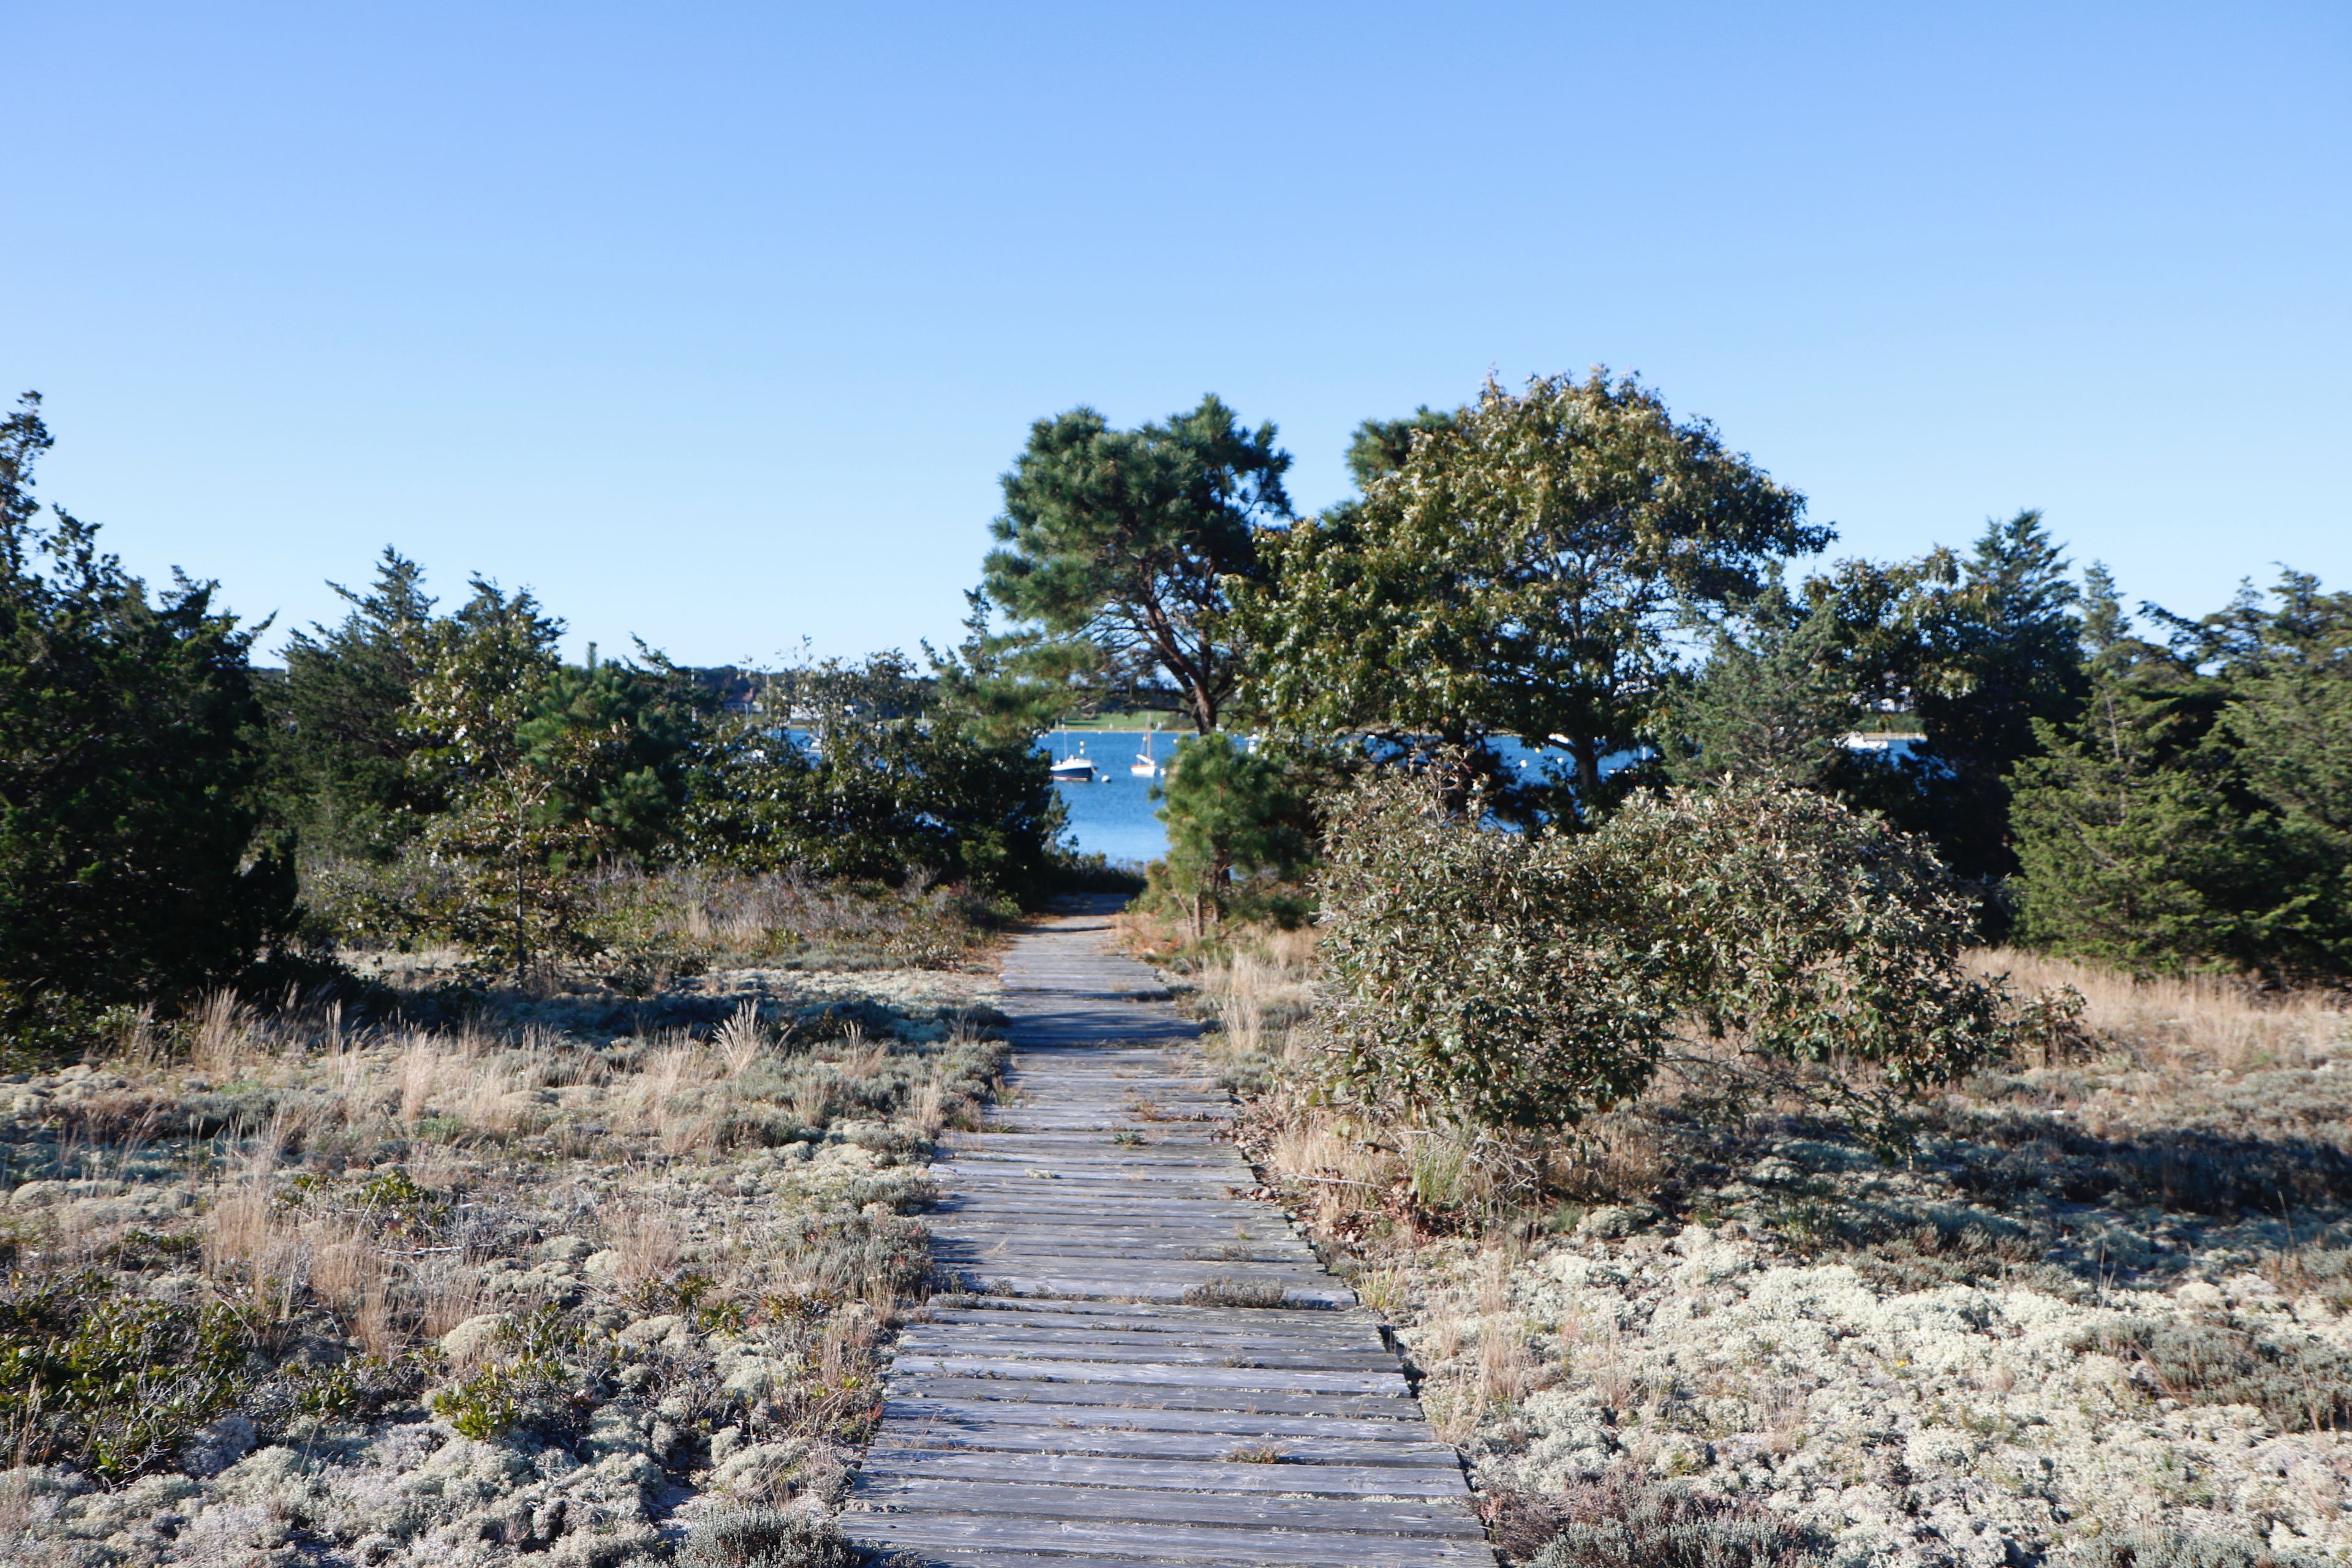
left=983, top=394, right=1291, bottom=734
left=2010, top=568, right=2352, bottom=978
left=0, top=394, right=293, bottom=1026
left=1237, top=371, right=1825, bottom=813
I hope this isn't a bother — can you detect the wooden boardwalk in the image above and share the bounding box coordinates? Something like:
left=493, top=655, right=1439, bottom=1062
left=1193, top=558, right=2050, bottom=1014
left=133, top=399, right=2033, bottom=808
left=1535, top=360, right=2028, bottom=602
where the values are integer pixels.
left=846, top=902, right=1494, bottom=1568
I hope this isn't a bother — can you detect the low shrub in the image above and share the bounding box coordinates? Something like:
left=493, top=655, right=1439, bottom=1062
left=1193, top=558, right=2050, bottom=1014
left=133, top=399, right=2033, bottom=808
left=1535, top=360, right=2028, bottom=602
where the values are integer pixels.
left=2075, top=1319, right=2352, bottom=1431
left=679, top=1506, right=866, bottom=1568
left=2067, top=1529, right=2338, bottom=1568
left=1316, top=773, right=2015, bottom=1133
left=1485, top=1468, right=1827, bottom=1568
left=0, top=1273, right=256, bottom=1480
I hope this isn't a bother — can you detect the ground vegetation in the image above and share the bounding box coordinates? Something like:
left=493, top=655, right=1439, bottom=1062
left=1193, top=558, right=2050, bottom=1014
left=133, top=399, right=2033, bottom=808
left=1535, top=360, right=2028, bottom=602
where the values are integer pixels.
left=1145, top=922, right=2352, bottom=1568
left=1, top=889, right=1009, bottom=1566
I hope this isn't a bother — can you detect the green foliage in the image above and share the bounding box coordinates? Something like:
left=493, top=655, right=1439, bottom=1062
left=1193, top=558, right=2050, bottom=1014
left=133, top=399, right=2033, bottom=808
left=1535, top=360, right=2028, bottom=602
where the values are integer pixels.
left=1314, top=771, right=2011, bottom=1131
left=687, top=654, right=1063, bottom=900
left=516, top=650, right=707, bottom=859
left=1884, top=510, right=2088, bottom=883
left=679, top=1506, right=867, bottom=1568
left=985, top=394, right=1291, bottom=734
left=431, top=1361, right=532, bottom=1439
left=265, top=548, right=438, bottom=861
left=1148, top=733, right=1313, bottom=934
left=0, top=394, right=293, bottom=1032
left=1343, top=405, right=1457, bottom=491
left=2011, top=568, right=2352, bottom=977
left=292, top=1352, right=431, bottom=1419
left=400, top=579, right=601, bottom=978
left=428, top=1303, right=587, bottom=1439
left=925, top=588, right=1101, bottom=746
left=1661, top=575, right=1860, bottom=790
left=0, top=1270, right=253, bottom=1480
left=1238, top=371, right=1823, bottom=814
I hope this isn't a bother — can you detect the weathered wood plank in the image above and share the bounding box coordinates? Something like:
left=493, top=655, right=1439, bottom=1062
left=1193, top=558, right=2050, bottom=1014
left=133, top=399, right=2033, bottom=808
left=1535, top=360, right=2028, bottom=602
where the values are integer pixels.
left=878, top=1397, right=1439, bottom=1441
left=857, top=1449, right=1466, bottom=1497
left=858, top=908, right=1493, bottom=1568
left=903, top=1322, right=1386, bottom=1354
left=845, top=1514, right=1493, bottom=1567
left=855, top=1479, right=1485, bottom=1537
left=883, top=1376, right=1423, bottom=1419
left=865, top=1438, right=1458, bottom=1476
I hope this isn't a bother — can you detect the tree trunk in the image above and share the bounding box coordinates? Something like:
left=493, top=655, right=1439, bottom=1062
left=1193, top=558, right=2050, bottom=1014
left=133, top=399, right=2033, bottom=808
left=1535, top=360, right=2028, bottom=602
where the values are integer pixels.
left=1188, top=683, right=1218, bottom=735
left=513, top=854, right=530, bottom=984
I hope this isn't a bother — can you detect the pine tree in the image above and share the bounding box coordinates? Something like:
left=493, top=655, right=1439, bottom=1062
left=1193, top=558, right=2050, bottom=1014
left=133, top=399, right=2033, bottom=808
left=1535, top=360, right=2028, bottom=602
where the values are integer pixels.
left=268, top=548, right=437, bottom=859
left=1662, top=576, right=1856, bottom=788
left=1152, top=734, right=1311, bottom=936
left=0, top=394, right=293, bottom=1028
left=401, top=581, right=592, bottom=981
left=1896, top=511, right=2087, bottom=884
left=2207, top=571, right=2352, bottom=972
left=2007, top=568, right=2258, bottom=968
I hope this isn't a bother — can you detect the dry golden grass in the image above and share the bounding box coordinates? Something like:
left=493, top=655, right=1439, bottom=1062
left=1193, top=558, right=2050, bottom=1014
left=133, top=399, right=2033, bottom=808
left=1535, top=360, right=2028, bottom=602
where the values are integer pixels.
left=413, top=1258, right=486, bottom=1340
left=611, top=1204, right=685, bottom=1284
left=190, top=989, right=255, bottom=1079
left=715, top=1001, right=769, bottom=1077
left=310, top=1227, right=387, bottom=1321
left=1478, top=1329, right=1534, bottom=1406
left=397, top=1039, right=443, bottom=1126
left=1476, top=1250, right=1513, bottom=1317
left=904, top=1081, right=946, bottom=1138
left=1972, top=947, right=2346, bottom=1074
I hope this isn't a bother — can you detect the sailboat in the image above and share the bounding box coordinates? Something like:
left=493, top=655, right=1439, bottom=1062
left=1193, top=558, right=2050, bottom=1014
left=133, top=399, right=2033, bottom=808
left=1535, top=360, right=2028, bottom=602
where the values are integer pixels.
left=1130, top=725, right=1162, bottom=777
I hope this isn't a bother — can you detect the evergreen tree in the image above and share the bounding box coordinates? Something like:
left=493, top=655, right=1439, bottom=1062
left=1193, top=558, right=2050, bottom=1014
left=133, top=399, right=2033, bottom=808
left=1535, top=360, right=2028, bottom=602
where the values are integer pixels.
left=0, top=394, right=293, bottom=1028
left=924, top=589, right=1098, bottom=747
left=1151, top=734, right=1313, bottom=935
left=401, top=580, right=590, bottom=980
left=267, top=548, right=437, bottom=860
left=1894, top=510, right=2087, bottom=883
left=1343, top=405, right=1457, bottom=491
left=2183, top=571, right=2352, bottom=973
left=985, top=395, right=1291, bottom=734
left=1662, top=576, right=1857, bottom=789
left=687, top=653, right=1063, bottom=899
left=516, top=650, right=707, bottom=862
left=2007, top=568, right=2260, bottom=968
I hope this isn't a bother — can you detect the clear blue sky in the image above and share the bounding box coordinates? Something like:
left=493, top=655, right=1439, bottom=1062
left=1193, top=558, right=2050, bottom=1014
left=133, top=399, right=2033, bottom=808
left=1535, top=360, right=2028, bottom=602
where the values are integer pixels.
left=9, top=4, right=2346, bottom=667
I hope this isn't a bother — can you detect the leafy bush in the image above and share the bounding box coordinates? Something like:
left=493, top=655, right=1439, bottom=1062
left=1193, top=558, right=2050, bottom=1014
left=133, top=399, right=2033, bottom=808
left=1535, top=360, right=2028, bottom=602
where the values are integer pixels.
left=1315, top=773, right=2013, bottom=1131
left=429, top=1302, right=592, bottom=1439
left=0, top=1272, right=254, bottom=1480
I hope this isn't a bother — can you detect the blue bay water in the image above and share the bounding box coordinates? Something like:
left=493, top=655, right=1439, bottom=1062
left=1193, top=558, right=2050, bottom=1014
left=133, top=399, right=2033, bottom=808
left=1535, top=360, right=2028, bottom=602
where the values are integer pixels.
left=1043, top=731, right=1174, bottom=867
left=1041, top=730, right=1599, bottom=867
left=1038, top=730, right=1920, bottom=865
